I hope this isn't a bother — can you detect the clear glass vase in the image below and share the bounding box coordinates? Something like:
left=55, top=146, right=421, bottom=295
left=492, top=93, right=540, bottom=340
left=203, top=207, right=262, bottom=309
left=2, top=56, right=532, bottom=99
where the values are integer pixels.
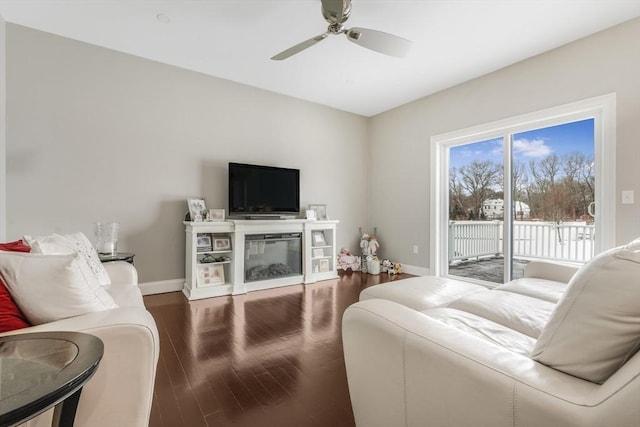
left=95, top=222, right=119, bottom=255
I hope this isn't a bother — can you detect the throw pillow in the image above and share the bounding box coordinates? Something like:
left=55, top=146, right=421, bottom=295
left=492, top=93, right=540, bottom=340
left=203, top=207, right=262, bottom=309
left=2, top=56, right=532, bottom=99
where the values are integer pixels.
left=24, top=232, right=111, bottom=286
left=0, top=239, right=31, bottom=253
left=0, top=251, right=118, bottom=325
left=0, top=277, right=30, bottom=332
left=531, top=238, right=640, bottom=384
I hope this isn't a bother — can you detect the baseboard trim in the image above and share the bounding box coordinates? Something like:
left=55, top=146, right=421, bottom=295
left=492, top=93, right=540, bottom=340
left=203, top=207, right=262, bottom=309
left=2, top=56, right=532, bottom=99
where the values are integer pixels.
left=139, top=279, right=184, bottom=296
left=400, top=264, right=430, bottom=276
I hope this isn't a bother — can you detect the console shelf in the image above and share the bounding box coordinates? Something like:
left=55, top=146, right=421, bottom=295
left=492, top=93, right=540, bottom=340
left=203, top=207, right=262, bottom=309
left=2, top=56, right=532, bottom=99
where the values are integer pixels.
left=183, top=219, right=339, bottom=300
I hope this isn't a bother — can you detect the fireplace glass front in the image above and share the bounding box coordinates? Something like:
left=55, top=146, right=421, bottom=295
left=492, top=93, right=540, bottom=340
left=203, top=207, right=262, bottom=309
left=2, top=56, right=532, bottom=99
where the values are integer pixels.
left=244, top=233, right=302, bottom=282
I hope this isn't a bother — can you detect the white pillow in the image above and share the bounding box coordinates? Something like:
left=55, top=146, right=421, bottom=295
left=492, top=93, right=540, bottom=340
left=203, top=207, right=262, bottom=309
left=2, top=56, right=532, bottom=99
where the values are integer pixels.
left=531, top=238, right=640, bottom=384
left=0, top=251, right=118, bottom=325
left=24, top=232, right=111, bottom=286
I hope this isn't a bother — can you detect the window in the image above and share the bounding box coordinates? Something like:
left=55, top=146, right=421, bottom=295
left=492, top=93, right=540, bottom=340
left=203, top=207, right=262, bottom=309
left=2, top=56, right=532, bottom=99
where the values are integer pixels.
left=430, top=94, right=615, bottom=285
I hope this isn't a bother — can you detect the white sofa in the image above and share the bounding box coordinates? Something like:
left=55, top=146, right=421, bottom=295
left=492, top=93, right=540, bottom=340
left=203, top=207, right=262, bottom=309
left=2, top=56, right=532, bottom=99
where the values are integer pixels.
left=0, top=261, right=159, bottom=427
left=343, top=242, right=640, bottom=427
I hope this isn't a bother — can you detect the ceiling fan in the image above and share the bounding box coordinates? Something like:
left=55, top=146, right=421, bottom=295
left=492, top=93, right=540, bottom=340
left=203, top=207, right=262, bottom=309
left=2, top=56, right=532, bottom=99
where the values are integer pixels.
left=271, top=0, right=412, bottom=60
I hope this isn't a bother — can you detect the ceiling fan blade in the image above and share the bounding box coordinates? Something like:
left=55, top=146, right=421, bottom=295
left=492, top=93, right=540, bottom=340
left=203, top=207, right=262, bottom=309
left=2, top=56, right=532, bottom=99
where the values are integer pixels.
left=271, top=33, right=329, bottom=60
left=321, top=0, right=350, bottom=24
left=346, top=27, right=412, bottom=57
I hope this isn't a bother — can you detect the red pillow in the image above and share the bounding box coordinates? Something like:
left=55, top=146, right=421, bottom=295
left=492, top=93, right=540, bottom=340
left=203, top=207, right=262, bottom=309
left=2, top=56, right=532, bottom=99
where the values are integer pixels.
left=0, top=240, right=32, bottom=332
left=0, top=239, right=31, bottom=253
left=0, top=277, right=30, bottom=332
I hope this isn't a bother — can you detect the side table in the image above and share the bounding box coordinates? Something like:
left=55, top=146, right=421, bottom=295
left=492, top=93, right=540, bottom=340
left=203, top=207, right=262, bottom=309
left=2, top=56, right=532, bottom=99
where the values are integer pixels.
left=0, top=331, right=104, bottom=427
left=98, top=252, right=135, bottom=265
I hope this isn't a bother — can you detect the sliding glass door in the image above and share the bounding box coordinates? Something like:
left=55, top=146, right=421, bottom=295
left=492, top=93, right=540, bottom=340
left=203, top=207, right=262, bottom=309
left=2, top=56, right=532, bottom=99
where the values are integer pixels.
left=432, top=95, right=614, bottom=286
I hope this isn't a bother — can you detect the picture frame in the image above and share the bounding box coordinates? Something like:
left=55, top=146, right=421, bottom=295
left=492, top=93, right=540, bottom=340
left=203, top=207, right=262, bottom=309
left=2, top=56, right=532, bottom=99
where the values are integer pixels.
left=214, top=237, right=231, bottom=251
left=196, top=234, right=212, bottom=252
left=308, top=204, right=327, bottom=220
left=188, top=197, right=207, bottom=222
left=313, top=248, right=324, bottom=258
left=312, top=231, right=326, bottom=246
left=305, top=209, right=317, bottom=220
left=319, top=258, right=330, bottom=272
left=198, top=264, right=225, bottom=287
left=208, top=208, right=225, bottom=222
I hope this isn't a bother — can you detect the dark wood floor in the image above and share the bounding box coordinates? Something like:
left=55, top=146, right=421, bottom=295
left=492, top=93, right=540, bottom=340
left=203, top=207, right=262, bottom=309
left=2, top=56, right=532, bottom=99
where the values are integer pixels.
left=143, top=271, right=413, bottom=427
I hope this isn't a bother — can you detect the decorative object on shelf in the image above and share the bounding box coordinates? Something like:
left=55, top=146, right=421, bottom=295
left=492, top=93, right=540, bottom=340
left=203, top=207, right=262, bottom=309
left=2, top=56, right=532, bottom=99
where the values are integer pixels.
left=95, top=222, right=119, bottom=255
left=309, top=204, right=327, bottom=220
left=319, top=258, right=330, bottom=272
left=196, top=234, right=212, bottom=252
left=305, top=209, right=317, bottom=220
left=214, top=237, right=231, bottom=251
left=197, top=264, right=225, bottom=286
left=312, top=231, right=326, bottom=246
left=337, top=248, right=361, bottom=271
left=207, top=209, right=225, bottom=222
left=187, top=197, right=207, bottom=222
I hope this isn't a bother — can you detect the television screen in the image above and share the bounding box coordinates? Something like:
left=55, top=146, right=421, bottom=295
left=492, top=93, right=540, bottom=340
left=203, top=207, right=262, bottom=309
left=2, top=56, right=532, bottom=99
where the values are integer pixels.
left=229, top=162, right=300, bottom=217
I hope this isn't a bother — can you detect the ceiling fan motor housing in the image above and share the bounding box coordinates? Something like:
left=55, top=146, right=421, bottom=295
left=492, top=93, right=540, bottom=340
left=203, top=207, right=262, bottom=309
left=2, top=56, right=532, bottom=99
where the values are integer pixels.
left=322, top=0, right=351, bottom=25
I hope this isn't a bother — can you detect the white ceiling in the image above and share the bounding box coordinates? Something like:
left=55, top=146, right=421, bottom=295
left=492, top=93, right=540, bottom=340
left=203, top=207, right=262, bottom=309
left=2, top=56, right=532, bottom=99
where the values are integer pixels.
left=1, top=1, right=639, bottom=117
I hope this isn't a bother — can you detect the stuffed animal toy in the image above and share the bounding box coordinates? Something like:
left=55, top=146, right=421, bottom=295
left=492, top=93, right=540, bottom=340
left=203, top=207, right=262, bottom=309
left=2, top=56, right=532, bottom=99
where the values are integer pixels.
left=381, top=259, right=392, bottom=273
left=393, top=263, right=402, bottom=274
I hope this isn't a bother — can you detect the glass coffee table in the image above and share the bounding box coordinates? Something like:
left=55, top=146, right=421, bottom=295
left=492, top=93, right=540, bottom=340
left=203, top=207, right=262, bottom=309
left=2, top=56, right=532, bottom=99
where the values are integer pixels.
left=0, top=332, right=104, bottom=427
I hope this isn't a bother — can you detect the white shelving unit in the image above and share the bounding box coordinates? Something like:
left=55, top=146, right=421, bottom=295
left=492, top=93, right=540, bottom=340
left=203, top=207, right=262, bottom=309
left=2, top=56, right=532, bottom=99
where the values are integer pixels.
left=184, top=222, right=235, bottom=300
left=183, top=219, right=339, bottom=300
left=304, top=221, right=338, bottom=283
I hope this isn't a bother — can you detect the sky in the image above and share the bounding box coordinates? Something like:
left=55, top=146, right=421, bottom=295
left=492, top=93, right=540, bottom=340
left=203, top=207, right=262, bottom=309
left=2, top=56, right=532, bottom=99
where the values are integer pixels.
left=449, top=118, right=595, bottom=170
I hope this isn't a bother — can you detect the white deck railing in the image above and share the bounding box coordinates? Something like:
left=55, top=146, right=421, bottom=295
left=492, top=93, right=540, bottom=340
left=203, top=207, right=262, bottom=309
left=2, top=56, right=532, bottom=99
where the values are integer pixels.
left=449, top=220, right=595, bottom=263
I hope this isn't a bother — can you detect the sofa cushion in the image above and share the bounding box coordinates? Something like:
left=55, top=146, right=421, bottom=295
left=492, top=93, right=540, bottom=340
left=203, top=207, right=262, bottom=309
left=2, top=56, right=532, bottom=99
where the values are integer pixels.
left=360, top=276, right=484, bottom=311
left=446, top=289, right=556, bottom=338
left=25, top=232, right=111, bottom=286
left=495, top=277, right=567, bottom=303
left=423, top=307, right=537, bottom=356
left=531, top=238, right=640, bottom=384
left=0, top=251, right=118, bottom=325
left=0, top=277, right=30, bottom=332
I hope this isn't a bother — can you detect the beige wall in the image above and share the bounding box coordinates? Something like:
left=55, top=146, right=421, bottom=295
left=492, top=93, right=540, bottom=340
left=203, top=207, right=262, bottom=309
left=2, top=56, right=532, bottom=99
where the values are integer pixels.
left=369, top=17, right=640, bottom=270
left=5, top=24, right=369, bottom=282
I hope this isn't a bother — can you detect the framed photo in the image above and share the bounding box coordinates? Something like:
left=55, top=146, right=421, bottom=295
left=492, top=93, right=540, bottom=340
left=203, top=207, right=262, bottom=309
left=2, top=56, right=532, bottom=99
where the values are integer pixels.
left=188, top=197, right=207, bottom=222
left=214, top=237, right=231, bottom=251
left=313, top=248, right=324, bottom=258
left=319, top=258, right=330, bottom=272
left=198, top=264, right=225, bottom=287
left=308, top=204, right=327, bottom=220
left=312, top=231, right=326, bottom=246
left=196, top=234, right=212, bottom=252
left=208, top=208, right=225, bottom=222
left=305, top=209, right=317, bottom=220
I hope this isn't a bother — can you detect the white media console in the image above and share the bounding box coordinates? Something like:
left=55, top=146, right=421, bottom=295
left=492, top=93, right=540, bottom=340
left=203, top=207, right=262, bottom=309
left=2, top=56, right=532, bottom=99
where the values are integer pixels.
left=183, top=219, right=339, bottom=300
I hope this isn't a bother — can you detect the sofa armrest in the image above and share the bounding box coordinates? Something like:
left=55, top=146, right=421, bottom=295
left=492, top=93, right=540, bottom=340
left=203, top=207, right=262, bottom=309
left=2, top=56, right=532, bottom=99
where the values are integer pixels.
left=103, top=260, right=138, bottom=287
left=523, top=260, right=579, bottom=283
left=4, top=307, right=159, bottom=427
left=343, top=299, right=640, bottom=427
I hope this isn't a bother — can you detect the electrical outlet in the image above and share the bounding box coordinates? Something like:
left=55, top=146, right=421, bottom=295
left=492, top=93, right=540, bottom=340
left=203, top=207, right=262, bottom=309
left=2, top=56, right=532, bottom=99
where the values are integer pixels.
left=621, top=190, right=634, bottom=204
left=413, top=245, right=419, bottom=254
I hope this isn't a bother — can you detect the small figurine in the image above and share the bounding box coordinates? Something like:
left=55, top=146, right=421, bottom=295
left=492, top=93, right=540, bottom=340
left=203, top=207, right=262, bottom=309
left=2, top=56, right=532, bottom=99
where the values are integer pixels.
left=368, top=234, right=380, bottom=257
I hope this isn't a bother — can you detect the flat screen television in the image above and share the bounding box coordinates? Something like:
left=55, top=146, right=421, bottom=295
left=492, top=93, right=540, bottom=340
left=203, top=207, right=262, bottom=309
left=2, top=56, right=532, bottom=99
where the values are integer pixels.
left=228, top=162, right=300, bottom=217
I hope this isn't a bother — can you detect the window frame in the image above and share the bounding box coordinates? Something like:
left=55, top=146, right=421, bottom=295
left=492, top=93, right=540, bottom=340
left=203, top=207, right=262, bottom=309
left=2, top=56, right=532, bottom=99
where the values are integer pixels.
left=429, top=94, right=616, bottom=280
